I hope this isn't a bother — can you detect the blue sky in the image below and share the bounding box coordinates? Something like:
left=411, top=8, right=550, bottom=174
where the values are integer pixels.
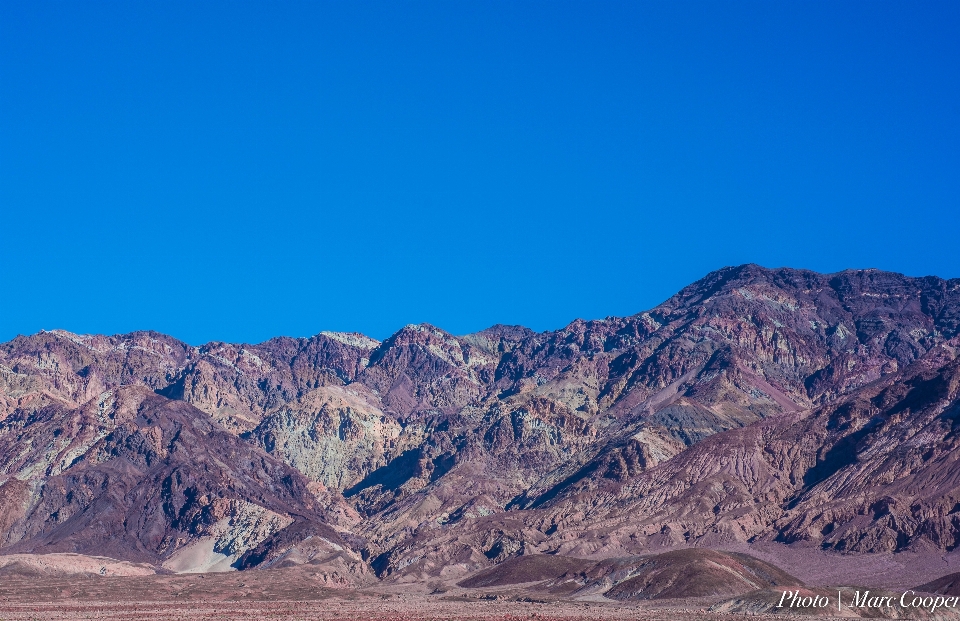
left=2, top=1, right=958, bottom=345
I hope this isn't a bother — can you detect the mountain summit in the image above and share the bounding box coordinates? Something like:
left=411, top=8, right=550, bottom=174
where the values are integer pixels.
left=2, top=265, right=959, bottom=581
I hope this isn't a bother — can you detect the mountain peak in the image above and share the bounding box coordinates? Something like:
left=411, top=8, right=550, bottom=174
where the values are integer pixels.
left=3, top=265, right=960, bottom=581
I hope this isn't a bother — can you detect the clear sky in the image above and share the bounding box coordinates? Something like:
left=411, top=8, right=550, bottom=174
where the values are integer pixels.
left=2, top=1, right=958, bottom=345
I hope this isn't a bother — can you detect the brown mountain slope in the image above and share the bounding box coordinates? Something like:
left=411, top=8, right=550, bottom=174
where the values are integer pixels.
left=0, top=330, right=192, bottom=421
left=2, top=265, right=960, bottom=577
left=333, top=267, right=960, bottom=574
left=348, top=339, right=960, bottom=580
left=528, top=340, right=960, bottom=556
left=0, top=386, right=353, bottom=572
left=455, top=549, right=801, bottom=600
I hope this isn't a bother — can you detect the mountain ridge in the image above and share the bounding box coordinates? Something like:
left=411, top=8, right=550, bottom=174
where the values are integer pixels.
left=3, top=264, right=960, bottom=584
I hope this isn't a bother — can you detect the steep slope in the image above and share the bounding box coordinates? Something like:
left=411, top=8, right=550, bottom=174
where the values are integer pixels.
left=331, top=267, right=960, bottom=574
left=528, top=339, right=960, bottom=557
left=0, top=330, right=379, bottom=432
left=0, top=387, right=354, bottom=572
left=358, top=324, right=499, bottom=417
left=0, top=330, right=193, bottom=421
left=159, top=332, right=380, bottom=432
left=247, top=383, right=402, bottom=490
left=2, top=264, right=959, bottom=578
left=351, top=340, right=960, bottom=579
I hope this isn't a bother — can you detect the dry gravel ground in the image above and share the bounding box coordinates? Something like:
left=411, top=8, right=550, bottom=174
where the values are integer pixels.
left=0, top=599, right=790, bottom=621
left=0, top=569, right=791, bottom=621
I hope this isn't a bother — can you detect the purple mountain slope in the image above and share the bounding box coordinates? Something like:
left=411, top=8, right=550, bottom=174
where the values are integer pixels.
left=2, top=264, right=959, bottom=582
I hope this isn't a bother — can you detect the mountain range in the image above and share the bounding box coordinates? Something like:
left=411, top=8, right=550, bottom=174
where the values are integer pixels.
left=2, top=264, right=960, bottom=597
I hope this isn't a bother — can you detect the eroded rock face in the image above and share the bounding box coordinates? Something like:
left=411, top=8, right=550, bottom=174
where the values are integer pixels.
left=0, top=387, right=347, bottom=569
left=0, top=331, right=193, bottom=421
left=248, top=384, right=402, bottom=490
left=359, top=324, right=498, bottom=416
left=159, top=333, right=380, bottom=432
left=522, top=340, right=960, bottom=557
left=2, top=264, right=960, bottom=576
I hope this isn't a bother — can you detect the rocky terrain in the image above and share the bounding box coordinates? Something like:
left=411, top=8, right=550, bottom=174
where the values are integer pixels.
left=456, top=548, right=802, bottom=599
left=3, top=264, right=960, bottom=612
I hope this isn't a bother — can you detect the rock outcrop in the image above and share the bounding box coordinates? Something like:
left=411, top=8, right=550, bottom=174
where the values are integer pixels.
left=0, top=386, right=350, bottom=571
left=2, top=264, right=959, bottom=578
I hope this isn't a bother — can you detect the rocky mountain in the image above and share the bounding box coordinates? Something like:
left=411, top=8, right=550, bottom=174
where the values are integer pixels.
left=1, top=264, right=959, bottom=584
left=528, top=340, right=960, bottom=554
left=0, top=386, right=358, bottom=574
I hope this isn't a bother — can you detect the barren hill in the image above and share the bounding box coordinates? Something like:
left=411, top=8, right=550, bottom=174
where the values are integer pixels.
left=2, top=264, right=959, bottom=585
